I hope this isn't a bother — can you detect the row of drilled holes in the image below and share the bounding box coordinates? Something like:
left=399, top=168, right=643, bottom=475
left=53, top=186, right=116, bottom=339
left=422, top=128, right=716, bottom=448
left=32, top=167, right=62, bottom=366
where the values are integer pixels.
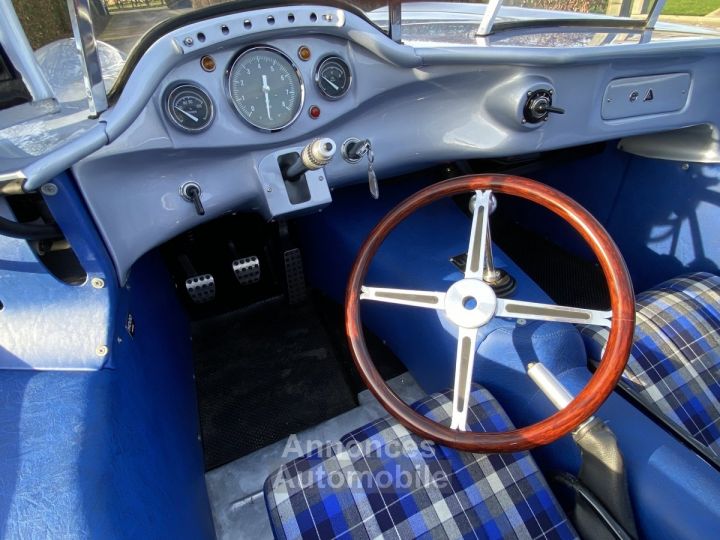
left=193, top=12, right=322, bottom=44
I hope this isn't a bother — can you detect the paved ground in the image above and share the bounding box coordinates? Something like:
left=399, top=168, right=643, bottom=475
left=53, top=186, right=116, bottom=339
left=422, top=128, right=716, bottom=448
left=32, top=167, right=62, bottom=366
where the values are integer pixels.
left=659, top=14, right=720, bottom=31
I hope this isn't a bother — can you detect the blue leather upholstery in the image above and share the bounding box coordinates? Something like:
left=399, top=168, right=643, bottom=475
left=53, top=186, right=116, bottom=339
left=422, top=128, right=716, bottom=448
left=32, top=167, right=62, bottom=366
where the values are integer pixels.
left=265, top=385, right=576, bottom=539
left=580, top=272, right=720, bottom=458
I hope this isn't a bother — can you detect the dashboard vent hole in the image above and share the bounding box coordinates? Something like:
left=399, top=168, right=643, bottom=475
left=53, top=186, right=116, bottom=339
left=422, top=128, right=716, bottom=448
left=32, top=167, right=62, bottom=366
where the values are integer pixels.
left=288, top=13, right=295, bottom=23
left=197, top=32, right=206, bottom=42
left=267, top=15, right=275, bottom=25
left=221, top=24, right=229, bottom=35
left=244, top=19, right=252, bottom=30
left=310, top=12, right=317, bottom=22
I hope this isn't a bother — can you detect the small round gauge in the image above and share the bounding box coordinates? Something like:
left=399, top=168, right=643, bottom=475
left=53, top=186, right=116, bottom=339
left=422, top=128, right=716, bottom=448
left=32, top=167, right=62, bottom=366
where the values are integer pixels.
left=164, top=84, right=214, bottom=133
left=228, top=46, right=304, bottom=131
left=315, top=56, right=351, bottom=100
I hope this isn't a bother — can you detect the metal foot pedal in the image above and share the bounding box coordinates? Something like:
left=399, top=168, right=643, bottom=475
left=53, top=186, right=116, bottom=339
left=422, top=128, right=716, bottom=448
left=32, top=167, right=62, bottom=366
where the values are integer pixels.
left=185, top=274, right=216, bottom=304
left=232, top=255, right=261, bottom=285
left=284, top=248, right=307, bottom=304
left=179, top=254, right=215, bottom=304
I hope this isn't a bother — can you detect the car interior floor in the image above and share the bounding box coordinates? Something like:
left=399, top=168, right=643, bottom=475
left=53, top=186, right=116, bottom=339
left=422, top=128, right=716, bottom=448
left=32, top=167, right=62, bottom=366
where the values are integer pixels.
left=158, top=150, right=630, bottom=537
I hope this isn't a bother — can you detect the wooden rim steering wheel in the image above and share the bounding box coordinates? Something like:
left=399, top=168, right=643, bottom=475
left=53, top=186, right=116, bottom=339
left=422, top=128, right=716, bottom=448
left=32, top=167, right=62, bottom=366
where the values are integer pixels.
left=345, top=175, right=635, bottom=452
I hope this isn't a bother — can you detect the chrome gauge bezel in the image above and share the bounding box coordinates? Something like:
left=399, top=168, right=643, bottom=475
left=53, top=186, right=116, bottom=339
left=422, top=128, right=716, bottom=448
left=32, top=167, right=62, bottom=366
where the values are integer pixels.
left=226, top=45, right=305, bottom=132
left=314, top=56, right=352, bottom=101
left=164, top=83, right=215, bottom=134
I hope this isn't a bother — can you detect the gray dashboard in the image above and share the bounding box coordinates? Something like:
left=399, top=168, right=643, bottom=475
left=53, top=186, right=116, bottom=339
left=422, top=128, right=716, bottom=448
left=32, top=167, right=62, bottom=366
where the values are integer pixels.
left=62, top=4, right=720, bottom=282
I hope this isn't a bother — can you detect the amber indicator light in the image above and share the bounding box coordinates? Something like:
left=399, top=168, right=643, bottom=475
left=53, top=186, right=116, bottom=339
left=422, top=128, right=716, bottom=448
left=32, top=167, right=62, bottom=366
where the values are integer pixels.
left=298, top=46, right=311, bottom=61
left=201, top=55, right=216, bottom=72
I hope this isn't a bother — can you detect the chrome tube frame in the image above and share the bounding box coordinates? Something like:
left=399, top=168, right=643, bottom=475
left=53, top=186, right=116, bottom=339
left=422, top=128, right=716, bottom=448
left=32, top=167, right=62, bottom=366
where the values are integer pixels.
left=67, top=0, right=108, bottom=116
left=389, top=0, right=402, bottom=43
left=0, top=2, right=55, bottom=102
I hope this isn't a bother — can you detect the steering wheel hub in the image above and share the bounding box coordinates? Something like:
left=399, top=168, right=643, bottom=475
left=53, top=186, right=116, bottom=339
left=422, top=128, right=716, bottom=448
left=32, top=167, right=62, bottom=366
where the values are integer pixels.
left=445, top=279, right=497, bottom=328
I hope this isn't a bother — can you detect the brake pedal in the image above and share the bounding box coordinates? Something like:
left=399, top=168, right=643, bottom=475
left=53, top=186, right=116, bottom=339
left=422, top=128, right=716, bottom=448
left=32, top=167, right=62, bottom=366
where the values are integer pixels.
left=233, top=255, right=261, bottom=285
left=185, top=274, right=216, bottom=304
left=179, top=254, right=215, bottom=304
left=284, top=248, right=307, bottom=304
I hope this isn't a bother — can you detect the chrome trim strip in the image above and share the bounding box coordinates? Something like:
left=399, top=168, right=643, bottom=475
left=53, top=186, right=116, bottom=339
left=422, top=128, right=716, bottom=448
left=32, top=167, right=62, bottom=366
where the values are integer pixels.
left=67, top=0, right=108, bottom=116
left=0, top=2, right=55, bottom=102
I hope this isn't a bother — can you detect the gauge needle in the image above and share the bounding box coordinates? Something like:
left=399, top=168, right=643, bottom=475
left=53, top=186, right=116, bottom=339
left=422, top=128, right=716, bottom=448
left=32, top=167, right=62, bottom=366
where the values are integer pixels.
left=262, top=74, right=272, bottom=120
left=322, top=75, right=339, bottom=91
left=174, top=106, right=199, bottom=122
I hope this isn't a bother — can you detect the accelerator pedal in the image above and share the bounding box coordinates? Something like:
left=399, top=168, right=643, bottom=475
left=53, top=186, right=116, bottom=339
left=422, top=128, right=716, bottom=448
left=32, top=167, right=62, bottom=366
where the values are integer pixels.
left=180, top=254, right=216, bottom=304
left=284, top=248, right=307, bottom=305
left=233, top=255, right=261, bottom=285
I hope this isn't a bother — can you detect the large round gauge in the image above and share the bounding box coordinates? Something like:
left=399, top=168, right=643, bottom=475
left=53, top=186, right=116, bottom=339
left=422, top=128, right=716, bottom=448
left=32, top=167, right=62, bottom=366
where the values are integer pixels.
left=315, top=56, right=351, bottom=100
left=227, top=46, right=304, bottom=131
left=164, top=84, right=214, bottom=133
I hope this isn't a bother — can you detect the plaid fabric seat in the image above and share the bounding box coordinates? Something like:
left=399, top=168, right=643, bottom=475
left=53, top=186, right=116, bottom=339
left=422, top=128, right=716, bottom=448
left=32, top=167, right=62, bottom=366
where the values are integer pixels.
left=580, top=272, right=720, bottom=458
left=264, top=385, right=577, bottom=539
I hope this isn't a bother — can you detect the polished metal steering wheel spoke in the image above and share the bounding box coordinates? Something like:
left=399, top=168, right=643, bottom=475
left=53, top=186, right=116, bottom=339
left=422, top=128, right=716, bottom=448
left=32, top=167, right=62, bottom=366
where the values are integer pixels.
left=360, top=286, right=446, bottom=310
left=496, top=298, right=612, bottom=327
left=450, top=326, right=479, bottom=431
left=464, top=190, right=492, bottom=280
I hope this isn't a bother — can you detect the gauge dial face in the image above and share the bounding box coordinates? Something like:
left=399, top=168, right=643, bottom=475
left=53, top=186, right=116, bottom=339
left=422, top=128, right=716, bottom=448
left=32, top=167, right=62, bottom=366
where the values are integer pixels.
left=315, top=57, right=351, bottom=100
left=228, top=47, right=304, bottom=131
left=165, top=84, right=214, bottom=133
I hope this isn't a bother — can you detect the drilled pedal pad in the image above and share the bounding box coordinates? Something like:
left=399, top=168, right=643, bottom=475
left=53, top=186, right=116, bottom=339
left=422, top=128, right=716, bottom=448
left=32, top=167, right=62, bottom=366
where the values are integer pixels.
left=232, top=256, right=261, bottom=285
left=284, top=248, right=307, bottom=304
left=185, top=274, right=215, bottom=304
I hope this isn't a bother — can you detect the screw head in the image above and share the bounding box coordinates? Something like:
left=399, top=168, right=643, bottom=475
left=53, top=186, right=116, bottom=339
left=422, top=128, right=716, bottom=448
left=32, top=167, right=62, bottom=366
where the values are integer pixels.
left=41, top=183, right=58, bottom=196
left=91, top=277, right=105, bottom=289
left=318, top=176, right=324, bottom=181
left=96, top=345, right=108, bottom=356
left=681, top=163, right=690, bottom=170
left=183, top=37, right=194, bottom=46
left=266, top=185, right=272, bottom=192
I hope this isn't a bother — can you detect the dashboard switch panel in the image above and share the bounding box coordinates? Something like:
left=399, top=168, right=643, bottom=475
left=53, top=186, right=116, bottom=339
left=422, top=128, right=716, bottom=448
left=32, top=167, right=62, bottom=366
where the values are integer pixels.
left=601, top=73, right=690, bottom=120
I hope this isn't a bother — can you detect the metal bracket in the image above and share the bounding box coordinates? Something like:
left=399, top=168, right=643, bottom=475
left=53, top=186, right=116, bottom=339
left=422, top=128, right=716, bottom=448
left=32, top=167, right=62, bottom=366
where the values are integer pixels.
left=67, top=0, right=108, bottom=116
left=388, top=0, right=402, bottom=43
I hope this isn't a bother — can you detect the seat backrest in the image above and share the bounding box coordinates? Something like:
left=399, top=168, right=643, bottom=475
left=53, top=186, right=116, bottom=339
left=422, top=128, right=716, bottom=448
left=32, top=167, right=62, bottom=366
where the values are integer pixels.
left=580, top=272, right=720, bottom=462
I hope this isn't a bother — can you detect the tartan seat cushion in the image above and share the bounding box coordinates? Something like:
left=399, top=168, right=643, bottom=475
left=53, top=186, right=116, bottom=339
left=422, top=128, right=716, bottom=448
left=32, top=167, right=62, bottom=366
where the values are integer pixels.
left=264, top=385, right=577, bottom=539
left=580, top=271, right=720, bottom=458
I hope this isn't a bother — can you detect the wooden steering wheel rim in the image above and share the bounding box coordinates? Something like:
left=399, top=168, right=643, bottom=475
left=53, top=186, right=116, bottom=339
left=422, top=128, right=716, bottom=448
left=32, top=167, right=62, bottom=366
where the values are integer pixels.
left=345, top=174, right=635, bottom=452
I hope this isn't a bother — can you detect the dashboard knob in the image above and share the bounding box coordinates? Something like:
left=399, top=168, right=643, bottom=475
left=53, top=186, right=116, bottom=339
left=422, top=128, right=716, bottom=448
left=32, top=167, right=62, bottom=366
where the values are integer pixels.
left=523, top=89, right=565, bottom=124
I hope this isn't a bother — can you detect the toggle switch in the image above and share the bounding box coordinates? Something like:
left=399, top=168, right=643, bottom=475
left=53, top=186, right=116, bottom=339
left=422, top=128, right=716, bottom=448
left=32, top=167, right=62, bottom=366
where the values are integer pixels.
left=180, top=181, right=205, bottom=216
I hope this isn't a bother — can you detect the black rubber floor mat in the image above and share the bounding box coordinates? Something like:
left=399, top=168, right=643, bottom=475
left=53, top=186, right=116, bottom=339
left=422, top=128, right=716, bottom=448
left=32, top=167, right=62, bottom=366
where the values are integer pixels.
left=192, top=297, right=357, bottom=470
left=492, top=220, right=610, bottom=310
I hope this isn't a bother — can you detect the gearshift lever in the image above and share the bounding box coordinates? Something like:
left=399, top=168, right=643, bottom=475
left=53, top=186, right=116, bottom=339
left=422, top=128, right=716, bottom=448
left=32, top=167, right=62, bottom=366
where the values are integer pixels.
left=468, top=192, right=516, bottom=297
left=283, top=138, right=336, bottom=180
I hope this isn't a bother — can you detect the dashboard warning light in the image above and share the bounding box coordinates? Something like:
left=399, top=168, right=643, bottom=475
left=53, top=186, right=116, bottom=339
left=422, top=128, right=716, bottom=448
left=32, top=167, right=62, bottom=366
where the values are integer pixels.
left=298, top=46, right=311, bottom=61
left=309, top=105, right=321, bottom=119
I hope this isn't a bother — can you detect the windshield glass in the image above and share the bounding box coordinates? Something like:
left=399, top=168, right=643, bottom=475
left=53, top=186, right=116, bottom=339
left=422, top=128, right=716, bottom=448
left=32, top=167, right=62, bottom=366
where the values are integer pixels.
left=84, top=0, right=662, bottom=56
left=10, top=0, right=716, bottom=104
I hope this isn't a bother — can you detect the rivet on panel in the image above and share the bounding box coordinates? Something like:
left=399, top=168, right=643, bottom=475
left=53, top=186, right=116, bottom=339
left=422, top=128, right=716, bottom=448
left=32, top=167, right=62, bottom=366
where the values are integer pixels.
left=41, top=183, right=58, bottom=196
left=91, top=277, right=105, bottom=289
